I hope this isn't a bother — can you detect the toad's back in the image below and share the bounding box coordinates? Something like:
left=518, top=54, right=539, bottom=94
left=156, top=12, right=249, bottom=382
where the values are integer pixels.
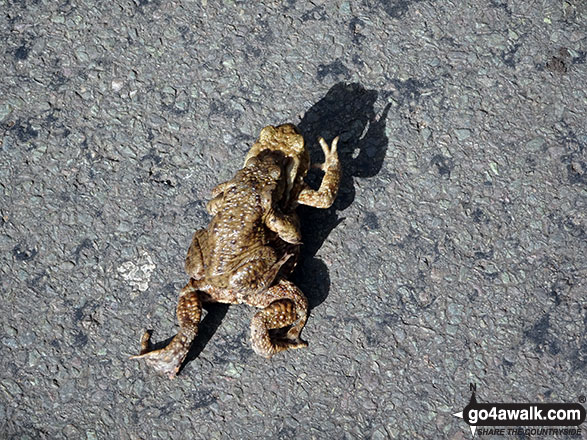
left=204, top=161, right=281, bottom=277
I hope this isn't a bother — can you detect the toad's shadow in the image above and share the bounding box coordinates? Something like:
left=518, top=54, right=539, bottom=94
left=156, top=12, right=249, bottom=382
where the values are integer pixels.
left=294, top=82, right=390, bottom=309
left=182, top=82, right=389, bottom=367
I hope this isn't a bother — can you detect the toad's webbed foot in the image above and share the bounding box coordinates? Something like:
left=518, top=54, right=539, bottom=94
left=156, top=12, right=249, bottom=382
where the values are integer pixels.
left=130, top=328, right=196, bottom=379
left=131, top=284, right=202, bottom=379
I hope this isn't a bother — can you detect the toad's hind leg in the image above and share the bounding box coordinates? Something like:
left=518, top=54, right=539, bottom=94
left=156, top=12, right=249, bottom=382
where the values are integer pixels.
left=130, top=280, right=202, bottom=379
left=249, top=279, right=309, bottom=358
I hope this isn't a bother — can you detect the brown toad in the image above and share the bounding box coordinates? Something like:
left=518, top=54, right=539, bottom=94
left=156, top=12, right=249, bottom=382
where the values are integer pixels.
left=131, top=124, right=340, bottom=378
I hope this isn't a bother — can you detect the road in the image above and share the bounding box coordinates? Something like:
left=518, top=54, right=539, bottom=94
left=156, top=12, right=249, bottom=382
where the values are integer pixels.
left=1, top=1, right=585, bottom=438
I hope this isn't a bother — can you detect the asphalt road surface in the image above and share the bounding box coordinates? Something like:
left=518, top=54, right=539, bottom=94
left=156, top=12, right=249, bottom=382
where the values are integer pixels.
left=1, top=0, right=585, bottom=439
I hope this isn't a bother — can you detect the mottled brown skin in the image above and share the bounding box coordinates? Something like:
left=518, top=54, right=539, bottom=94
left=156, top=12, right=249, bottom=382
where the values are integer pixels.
left=131, top=124, right=340, bottom=378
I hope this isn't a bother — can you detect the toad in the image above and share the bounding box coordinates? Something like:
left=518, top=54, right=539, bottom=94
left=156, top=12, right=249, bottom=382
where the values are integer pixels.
left=131, top=124, right=340, bottom=378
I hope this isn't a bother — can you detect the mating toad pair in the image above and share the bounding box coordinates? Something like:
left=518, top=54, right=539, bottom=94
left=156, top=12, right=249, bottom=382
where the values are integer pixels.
left=131, top=124, right=341, bottom=378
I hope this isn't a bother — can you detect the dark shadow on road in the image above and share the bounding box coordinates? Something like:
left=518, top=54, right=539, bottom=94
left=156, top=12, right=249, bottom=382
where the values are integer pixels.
left=294, top=82, right=390, bottom=309
left=180, top=303, right=230, bottom=374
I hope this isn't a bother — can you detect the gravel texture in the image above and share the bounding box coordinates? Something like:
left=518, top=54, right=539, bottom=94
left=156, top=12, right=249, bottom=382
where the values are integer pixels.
left=1, top=0, right=586, bottom=439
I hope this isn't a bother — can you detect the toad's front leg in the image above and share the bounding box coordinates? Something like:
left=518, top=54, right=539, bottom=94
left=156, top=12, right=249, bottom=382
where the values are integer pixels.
left=249, top=279, right=309, bottom=358
left=130, top=280, right=202, bottom=379
left=265, top=208, right=301, bottom=245
left=297, top=136, right=341, bottom=209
